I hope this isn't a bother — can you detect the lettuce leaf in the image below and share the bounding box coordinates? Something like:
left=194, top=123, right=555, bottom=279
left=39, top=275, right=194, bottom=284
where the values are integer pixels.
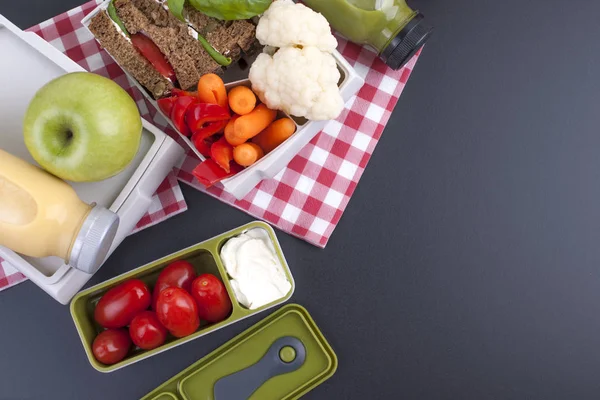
left=168, top=0, right=186, bottom=22
left=188, top=0, right=272, bottom=20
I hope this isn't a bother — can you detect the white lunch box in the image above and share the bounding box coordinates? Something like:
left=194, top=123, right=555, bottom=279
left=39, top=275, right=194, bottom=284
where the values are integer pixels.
left=81, top=1, right=365, bottom=199
left=0, top=14, right=185, bottom=304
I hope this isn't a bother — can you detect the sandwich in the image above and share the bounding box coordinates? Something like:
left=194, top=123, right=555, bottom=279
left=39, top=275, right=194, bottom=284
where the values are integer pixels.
left=88, top=0, right=259, bottom=99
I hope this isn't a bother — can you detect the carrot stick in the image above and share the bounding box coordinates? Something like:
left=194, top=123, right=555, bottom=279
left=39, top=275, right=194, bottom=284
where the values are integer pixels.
left=228, top=86, right=256, bottom=116
left=197, top=73, right=228, bottom=109
left=224, top=115, right=242, bottom=146
left=233, top=104, right=277, bottom=144
left=233, top=143, right=264, bottom=167
left=252, top=118, right=297, bottom=154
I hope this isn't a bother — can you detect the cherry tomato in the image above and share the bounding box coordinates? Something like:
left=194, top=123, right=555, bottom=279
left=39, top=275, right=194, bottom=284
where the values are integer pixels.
left=156, top=287, right=200, bottom=338
left=129, top=311, right=168, bottom=350
left=94, top=279, right=151, bottom=329
left=191, top=274, right=232, bottom=323
left=152, top=260, right=197, bottom=310
left=92, top=329, right=131, bottom=365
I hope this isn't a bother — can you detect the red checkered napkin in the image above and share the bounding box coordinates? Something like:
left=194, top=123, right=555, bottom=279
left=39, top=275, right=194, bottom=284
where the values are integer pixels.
left=0, top=0, right=188, bottom=292
left=178, top=40, right=421, bottom=247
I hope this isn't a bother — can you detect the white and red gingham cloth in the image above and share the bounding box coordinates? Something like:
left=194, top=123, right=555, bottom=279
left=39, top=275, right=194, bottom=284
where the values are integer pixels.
left=0, top=0, right=421, bottom=291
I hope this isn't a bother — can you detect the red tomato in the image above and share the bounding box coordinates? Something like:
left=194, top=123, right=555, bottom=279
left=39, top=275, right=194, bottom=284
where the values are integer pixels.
left=156, top=287, right=200, bottom=338
left=130, top=33, right=176, bottom=81
left=152, top=260, right=197, bottom=310
left=94, top=279, right=151, bottom=329
left=92, top=329, right=131, bottom=365
left=129, top=311, right=168, bottom=350
left=191, top=274, right=232, bottom=323
left=170, top=96, right=198, bottom=136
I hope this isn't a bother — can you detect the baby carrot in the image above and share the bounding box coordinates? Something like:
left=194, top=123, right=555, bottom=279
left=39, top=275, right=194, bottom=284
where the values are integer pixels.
left=252, top=118, right=297, bottom=154
left=224, top=115, right=242, bottom=146
left=228, top=86, right=256, bottom=115
left=197, top=73, right=228, bottom=109
left=233, top=143, right=264, bottom=167
left=233, top=104, right=277, bottom=144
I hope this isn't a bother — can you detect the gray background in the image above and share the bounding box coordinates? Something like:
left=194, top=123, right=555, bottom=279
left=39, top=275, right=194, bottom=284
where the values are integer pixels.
left=2, top=0, right=600, bottom=399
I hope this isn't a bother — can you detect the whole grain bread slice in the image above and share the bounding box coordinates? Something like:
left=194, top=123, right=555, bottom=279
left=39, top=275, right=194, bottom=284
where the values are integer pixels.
left=115, top=0, right=221, bottom=91
left=184, top=5, right=259, bottom=60
left=88, top=10, right=172, bottom=99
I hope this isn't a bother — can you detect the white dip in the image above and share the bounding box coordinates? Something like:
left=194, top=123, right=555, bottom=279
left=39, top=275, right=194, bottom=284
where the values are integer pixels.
left=220, top=228, right=291, bottom=310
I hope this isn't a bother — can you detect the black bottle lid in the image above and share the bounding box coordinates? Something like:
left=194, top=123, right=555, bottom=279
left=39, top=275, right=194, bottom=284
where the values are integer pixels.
left=381, top=13, right=433, bottom=70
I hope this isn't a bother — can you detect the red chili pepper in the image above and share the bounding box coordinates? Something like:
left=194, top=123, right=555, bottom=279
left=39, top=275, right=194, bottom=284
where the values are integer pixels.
left=157, top=96, right=177, bottom=116
left=185, top=103, right=230, bottom=141
left=192, top=159, right=243, bottom=188
left=171, top=88, right=198, bottom=98
left=210, top=137, right=234, bottom=173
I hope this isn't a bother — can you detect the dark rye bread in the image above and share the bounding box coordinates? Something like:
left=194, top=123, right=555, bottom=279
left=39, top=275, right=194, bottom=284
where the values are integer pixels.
left=184, top=5, right=258, bottom=59
left=88, top=11, right=172, bottom=99
left=114, top=0, right=221, bottom=91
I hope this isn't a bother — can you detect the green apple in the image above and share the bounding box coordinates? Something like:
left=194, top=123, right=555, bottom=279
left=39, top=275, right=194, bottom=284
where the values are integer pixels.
left=23, top=72, right=142, bottom=182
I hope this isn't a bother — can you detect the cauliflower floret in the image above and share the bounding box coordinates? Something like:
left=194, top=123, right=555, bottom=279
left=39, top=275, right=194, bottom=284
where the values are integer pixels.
left=256, top=0, right=338, bottom=53
left=249, top=46, right=344, bottom=121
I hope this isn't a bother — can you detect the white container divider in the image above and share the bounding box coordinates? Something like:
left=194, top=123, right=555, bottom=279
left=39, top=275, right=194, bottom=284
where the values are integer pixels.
left=0, top=14, right=185, bottom=304
left=81, top=1, right=365, bottom=199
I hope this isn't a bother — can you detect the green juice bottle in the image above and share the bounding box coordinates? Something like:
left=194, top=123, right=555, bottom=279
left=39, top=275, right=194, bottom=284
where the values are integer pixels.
left=303, top=0, right=433, bottom=70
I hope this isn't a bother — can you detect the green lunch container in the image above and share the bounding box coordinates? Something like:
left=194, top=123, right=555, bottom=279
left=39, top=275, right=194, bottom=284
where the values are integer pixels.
left=70, top=221, right=295, bottom=373
left=142, top=304, right=337, bottom=400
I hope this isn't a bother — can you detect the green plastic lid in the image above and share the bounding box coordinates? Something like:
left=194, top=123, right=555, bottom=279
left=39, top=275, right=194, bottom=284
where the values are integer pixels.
left=141, top=304, right=337, bottom=400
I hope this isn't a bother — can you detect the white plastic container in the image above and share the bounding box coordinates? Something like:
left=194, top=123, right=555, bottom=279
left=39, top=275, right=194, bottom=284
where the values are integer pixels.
left=81, top=1, right=365, bottom=199
left=0, top=14, right=185, bottom=304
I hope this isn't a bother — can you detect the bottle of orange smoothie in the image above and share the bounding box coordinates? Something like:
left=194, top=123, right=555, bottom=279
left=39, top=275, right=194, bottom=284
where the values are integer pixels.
left=0, top=148, right=119, bottom=274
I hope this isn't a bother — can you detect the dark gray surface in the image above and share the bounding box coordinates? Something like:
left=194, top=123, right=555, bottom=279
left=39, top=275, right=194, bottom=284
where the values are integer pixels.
left=2, top=0, right=600, bottom=399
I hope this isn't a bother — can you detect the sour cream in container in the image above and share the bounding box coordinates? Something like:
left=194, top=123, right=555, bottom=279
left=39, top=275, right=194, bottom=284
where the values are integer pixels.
left=220, top=228, right=292, bottom=310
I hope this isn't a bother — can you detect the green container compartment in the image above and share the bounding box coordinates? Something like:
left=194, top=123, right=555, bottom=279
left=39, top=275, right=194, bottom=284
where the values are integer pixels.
left=70, top=221, right=295, bottom=373
left=142, top=304, right=337, bottom=400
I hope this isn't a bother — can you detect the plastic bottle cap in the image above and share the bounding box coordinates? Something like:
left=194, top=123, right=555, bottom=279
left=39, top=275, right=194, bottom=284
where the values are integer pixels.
left=381, top=13, right=433, bottom=70
left=279, top=346, right=297, bottom=363
left=69, top=205, right=119, bottom=274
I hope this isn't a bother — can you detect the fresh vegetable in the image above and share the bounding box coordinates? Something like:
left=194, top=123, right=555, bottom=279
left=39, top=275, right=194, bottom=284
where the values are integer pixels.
left=256, top=0, right=337, bottom=52
left=192, top=159, right=243, bottom=187
left=152, top=260, right=197, bottom=310
left=197, top=34, right=232, bottom=67
left=94, top=279, right=151, bottom=329
left=223, top=114, right=240, bottom=145
left=157, top=96, right=177, bottom=116
left=188, top=0, right=272, bottom=21
left=227, top=86, right=256, bottom=115
left=211, top=137, right=234, bottom=172
left=92, top=329, right=131, bottom=365
left=191, top=274, right=232, bottom=323
left=192, top=134, right=218, bottom=158
left=130, top=33, right=176, bottom=82
left=250, top=46, right=343, bottom=121
left=170, top=96, right=198, bottom=136
left=167, top=0, right=186, bottom=22
left=129, top=311, right=168, bottom=350
left=171, top=88, right=198, bottom=97
left=107, top=0, right=129, bottom=37
left=185, top=103, right=230, bottom=140
left=156, top=287, right=200, bottom=338
left=197, top=73, right=228, bottom=109
left=233, top=143, right=264, bottom=167
left=230, top=104, right=277, bottom=145
left=252, top=117, right=296, bottom=153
